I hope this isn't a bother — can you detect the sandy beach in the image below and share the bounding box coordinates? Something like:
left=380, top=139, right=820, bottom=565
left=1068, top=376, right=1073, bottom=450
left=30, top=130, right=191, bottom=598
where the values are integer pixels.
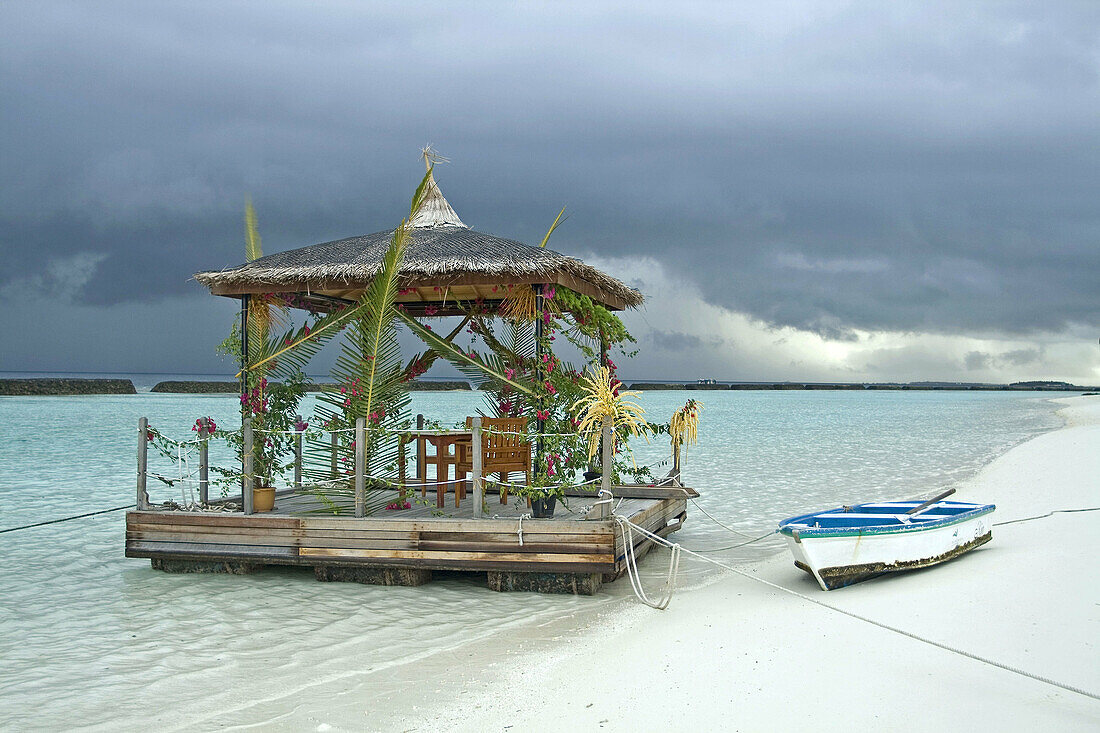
left=383, top=396, right=1100, bottom=732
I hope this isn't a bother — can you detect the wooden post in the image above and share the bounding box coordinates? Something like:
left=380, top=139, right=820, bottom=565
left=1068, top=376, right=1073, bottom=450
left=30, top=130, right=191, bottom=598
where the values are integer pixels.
left=198, top=439, right=209, bottom=504
left=239, top=295, right=250, bottom=397
left=293, top=427, right=303, bottom=492
left=242, top=417, right=254, bottom=515
left=672, top=440, right=681, bottom=482
left=534, top=284, right=545, bottom=461
left=330, top=430, right=338, bottom=479
left=355, top=417, right=366, bottom=517
left=397, top=435, right=407, bottom=502
left=137, top=417, right=149, bottom=510
left=415, top=413, right=424, bottom=485
left=471, top=416, right=483, bottom=515
left=239, top=294, right=250, bottom=496
left=600, top=416, right=612, bottom=512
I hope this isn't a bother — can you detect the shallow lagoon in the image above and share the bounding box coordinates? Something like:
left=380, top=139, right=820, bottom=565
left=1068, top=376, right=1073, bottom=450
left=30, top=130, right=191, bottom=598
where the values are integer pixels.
left=0, top=389, right=1062, bottom=729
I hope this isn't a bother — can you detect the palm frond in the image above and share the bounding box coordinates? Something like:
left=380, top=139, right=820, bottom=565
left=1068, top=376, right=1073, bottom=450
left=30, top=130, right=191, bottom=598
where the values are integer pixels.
left=401, top=315, right=471, bottom=381
left=301, top=167, right=435, bottom=512
left=245, top=198, right=262, bottom=262
left=397, top=310, right=536, bottom=395
left=240, top=300, right=367, bottom=379
left=538, top=205, right=568, bottom=248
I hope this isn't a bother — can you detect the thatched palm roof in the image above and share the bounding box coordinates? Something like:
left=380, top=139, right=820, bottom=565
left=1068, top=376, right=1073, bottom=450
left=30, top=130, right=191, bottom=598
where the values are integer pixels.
left=195, top=172, right=642, bottom=312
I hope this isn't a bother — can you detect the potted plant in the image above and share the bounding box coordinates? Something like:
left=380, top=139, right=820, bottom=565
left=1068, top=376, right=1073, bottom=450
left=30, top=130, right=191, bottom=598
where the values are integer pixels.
left=238, top=372, right=308, bottom=512
left=525, top=449, right=570, bottom=518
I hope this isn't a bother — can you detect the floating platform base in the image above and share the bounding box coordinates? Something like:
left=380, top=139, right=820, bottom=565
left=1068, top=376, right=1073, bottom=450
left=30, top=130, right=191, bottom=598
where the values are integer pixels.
left=127, top=486, right=692, bottom=595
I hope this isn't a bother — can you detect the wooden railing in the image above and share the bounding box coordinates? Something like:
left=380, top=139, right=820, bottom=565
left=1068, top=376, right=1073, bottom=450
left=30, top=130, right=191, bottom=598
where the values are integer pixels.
left=135, top=412, right=622, bottom=518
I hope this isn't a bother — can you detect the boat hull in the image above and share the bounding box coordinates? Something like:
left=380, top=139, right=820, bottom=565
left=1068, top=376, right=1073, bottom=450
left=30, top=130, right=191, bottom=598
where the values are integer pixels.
left=780, top=502, right=994, bottom=591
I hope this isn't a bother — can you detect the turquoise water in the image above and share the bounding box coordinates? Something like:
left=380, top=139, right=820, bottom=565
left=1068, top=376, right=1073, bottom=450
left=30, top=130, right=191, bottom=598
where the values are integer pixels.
left=0, top=389, right=1063, bottom=729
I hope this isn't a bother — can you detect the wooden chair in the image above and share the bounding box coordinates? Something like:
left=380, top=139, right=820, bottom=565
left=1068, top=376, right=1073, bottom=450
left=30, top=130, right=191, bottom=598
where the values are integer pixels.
left=456, top=416, right=531, bottom=503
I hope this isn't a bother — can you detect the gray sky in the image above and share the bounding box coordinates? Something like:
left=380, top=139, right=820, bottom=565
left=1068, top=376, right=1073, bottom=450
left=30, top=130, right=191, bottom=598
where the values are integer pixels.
left=2, top=1, right=1098, bottom=383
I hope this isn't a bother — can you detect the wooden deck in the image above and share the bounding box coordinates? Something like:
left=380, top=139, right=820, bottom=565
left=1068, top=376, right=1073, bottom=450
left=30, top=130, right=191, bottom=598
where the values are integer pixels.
left=126, top=485, right=695, bottom=594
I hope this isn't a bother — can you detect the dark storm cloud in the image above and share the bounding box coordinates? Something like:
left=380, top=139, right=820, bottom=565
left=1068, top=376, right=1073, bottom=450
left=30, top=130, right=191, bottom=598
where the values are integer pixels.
left=1, top=1, right=1098, bottom=338
left=645, top=329, right=726, bottom=352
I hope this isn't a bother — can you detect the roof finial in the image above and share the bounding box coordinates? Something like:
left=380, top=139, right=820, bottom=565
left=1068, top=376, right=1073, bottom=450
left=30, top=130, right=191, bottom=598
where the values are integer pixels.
left=410, top=146, right=466, bottom=229
left=421, top=144, right=450, bottom=172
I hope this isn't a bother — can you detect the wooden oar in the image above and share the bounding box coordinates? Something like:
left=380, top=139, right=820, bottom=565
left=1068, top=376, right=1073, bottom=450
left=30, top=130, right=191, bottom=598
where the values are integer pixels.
left=906, top=488, right=956, bottom=515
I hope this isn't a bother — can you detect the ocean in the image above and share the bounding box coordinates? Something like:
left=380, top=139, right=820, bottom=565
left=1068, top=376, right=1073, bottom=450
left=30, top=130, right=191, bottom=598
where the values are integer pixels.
left=0, top=386, right=1065, bottom=730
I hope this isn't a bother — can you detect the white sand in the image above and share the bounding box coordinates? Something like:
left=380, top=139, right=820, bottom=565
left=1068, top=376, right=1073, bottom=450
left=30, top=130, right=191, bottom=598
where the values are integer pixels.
left=400, top=397, right=1100, bottom=732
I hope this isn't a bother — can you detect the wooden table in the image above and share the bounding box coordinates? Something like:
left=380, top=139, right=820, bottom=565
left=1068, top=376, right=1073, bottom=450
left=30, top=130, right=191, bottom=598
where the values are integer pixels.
left=399, top=430, right=473, bottom=508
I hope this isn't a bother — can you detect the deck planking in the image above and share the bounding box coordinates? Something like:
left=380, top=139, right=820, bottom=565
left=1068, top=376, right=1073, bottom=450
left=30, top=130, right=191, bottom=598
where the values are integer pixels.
left=126, top=485, right=691, bottom=592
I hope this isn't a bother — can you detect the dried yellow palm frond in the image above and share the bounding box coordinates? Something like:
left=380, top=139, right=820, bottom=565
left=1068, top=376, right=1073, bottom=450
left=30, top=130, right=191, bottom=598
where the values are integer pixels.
left=670, top=399, right=703, bottom=454
left=500, top=284, right=561, bottom=322
left=572, top=366, right=648, bottom=458
left=500, top=284, right=535, bottom=321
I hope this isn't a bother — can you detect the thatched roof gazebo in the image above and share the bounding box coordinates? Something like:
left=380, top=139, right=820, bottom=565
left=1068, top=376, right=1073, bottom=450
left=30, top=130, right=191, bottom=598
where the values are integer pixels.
left=123, top=158, right=699, bottom=591
left=194, top=169, right=643, bottom=317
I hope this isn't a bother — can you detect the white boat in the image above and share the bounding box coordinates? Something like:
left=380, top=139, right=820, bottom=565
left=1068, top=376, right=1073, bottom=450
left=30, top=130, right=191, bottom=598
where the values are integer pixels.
left=777, top=492, right=995, bottom=591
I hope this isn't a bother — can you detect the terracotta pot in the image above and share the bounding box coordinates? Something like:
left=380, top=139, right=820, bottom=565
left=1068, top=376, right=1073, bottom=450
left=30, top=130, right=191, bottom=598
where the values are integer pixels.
left=253, top=486, right=276, bottom=512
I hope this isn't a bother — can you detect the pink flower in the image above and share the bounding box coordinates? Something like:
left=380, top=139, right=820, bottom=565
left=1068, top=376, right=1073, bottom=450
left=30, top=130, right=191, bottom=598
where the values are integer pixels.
left=505, top=367, right=515, bottom=379
left=294, top=419, right=308, bottom=432
left=425, top=305, right=438, bottom=316
left=536, top=409, right=550, bottom=420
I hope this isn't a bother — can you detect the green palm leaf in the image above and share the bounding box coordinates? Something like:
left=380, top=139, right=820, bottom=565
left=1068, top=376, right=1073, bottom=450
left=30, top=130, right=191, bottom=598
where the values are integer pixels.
left=301, top=167, right=435, bottom=511
left=397, top=310, right=536, bottom=396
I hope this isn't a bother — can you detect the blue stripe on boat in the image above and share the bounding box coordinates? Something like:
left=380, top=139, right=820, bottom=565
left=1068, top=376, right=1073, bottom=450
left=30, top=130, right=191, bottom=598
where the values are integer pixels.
left=778, top=501, right=995, bottom=539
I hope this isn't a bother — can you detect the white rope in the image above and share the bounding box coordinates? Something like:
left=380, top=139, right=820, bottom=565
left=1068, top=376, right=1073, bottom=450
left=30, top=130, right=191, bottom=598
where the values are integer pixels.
left=614, top=514, right=680, bottom=610
left=516, top=513, right=531, bottom=545
left=611, top=510, right=1100, bottom=701
left=689, top=497, right=762, bottom=539
left=487, top=476, right=601, bottom=490
left=177, top=442, right=194, bottom=506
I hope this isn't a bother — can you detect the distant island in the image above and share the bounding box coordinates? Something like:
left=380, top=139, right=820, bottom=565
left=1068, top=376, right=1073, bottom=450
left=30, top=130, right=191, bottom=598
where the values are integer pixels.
left=149, top=380, right=473, bottom=393
left=0, top=378, right=137, bottom=396
left=630, top=380, right=1097, bottom=391
left=1, top=377, right=1094, bottom=396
